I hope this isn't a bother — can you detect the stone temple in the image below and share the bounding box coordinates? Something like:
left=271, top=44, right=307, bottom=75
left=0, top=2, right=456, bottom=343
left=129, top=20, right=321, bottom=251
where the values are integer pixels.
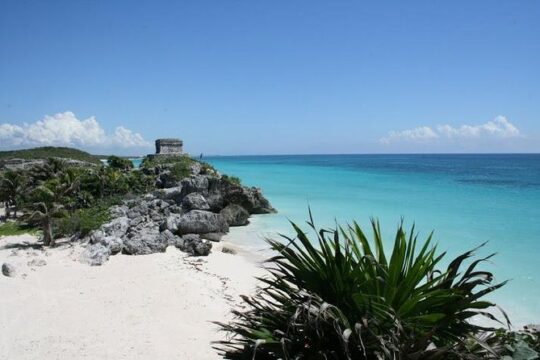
left=154, top=138, right=183, bottom=156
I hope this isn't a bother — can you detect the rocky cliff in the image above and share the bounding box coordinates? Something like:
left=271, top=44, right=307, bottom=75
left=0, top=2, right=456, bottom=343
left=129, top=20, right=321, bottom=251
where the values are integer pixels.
left=81, top=159, right=274, bottom=265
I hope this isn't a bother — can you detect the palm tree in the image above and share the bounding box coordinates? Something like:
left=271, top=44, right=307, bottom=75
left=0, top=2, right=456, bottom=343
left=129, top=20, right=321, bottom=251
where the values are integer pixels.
left=29, top=157, right=66, bottom=184
left=58, top=168, right=81, bottom=212
left=0, top=170, right=26, bottom=218
left=25, top=184, right=66, bottom=246
left=92, top=166, right=109, bottom=199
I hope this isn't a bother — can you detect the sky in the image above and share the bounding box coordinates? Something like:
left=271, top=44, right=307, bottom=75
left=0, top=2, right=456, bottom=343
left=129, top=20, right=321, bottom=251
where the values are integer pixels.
left=0, top=0, right=539, bottom=155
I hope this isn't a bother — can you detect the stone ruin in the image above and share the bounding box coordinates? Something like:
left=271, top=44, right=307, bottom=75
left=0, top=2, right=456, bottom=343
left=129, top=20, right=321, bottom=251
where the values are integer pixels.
left=154, top=138, right=183, bottom=157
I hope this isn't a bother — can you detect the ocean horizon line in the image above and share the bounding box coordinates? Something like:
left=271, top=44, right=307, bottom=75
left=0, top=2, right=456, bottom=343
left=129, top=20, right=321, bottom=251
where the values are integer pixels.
left=200, top=152, right=540, bottom=157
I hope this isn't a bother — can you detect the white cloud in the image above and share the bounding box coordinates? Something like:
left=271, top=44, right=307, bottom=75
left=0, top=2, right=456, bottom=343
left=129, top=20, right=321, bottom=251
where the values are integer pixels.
left=380, top=126, right=439, bottom=144
left=111, top=126, right=149, bottom=147
left=437, top=116, right=520, bottom=139
left=380, top=116, right=521, bottom=144
left=0, top=111, right=151, bottom=149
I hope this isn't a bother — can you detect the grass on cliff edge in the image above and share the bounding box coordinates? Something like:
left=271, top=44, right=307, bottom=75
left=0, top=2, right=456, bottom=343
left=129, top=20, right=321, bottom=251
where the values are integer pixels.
left=0, top=146, right=101, bottom=165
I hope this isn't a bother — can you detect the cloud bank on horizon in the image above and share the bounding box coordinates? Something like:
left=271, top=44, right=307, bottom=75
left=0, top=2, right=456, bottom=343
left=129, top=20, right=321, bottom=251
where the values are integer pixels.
left=380, top=116, right=522, bottom=145
left=0, top=112, right=151, bottom=151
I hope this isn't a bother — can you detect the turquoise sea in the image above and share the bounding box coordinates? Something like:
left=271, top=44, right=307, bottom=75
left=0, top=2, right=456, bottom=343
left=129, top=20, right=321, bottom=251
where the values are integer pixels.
left=204, top=154, right=540, bottom=327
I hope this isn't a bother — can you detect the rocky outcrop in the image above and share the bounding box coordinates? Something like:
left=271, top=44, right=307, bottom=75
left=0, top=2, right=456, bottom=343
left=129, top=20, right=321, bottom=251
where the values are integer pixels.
left=220, top=204, right=250, bottom=226
left=79, top=160, right=274, bottom=265
left=101, top=236, right=124, bottom=254
left=160, top=186, right=184, bottom=204
left=182, top=193, right=210, bottom=211
left=167, top=210, right=229, bottom=235
left=224, top=186, right=274, bottom=214
left=154, top=172, right=275, bottom=214
left=123, top=230, right=169, bottom=255
left=180, top=176, right=210, bottom=196
left=176, top=234, right=212, bottom=256
left=102, top=217, right=129, bottom=238
left=80, top=243, right=111, bottom=266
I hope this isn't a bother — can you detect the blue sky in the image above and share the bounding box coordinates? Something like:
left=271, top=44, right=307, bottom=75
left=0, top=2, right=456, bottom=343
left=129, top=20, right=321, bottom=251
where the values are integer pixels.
left=1, top=0, right=539, bottom=155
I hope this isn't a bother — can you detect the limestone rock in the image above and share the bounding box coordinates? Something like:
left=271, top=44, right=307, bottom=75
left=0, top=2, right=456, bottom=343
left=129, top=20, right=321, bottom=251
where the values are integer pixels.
left=88, top=230, right=105, bottom=244
left=160, top=229, right=181, bottom=246
left=224, top=186, right=275, bottom=214
left=102, top=217, right=129, bottom=238
left=80, top=243, right=111, bottom=266
left=160, top=214, right=183, bottom=233
left=200, top=232, right=225, bottom=242
left=221, top=246, right=237, bottom=255
left=205, top=193, right=225, bottom=211
left=109, top=205, right=128, bottom=218
left=180, top=176, right=209, bottom=197
left=175, top=234, right=212, bottom=256
left=159, top=186, right=184, bottom=204
left=2, top=263, right=16, bottom=277
left=220, top=204, right=250, bottom=226
left=101, top=236, right=124, bottom=254
left=123, top=230, right=169, bottom=255
left=182, top=193, right=210, bottom=211
left=129, top=216, right=146, bottom=228
left=127, top=203, right=149, bottom=219
left=189, top=162, right=202, bottom=175
left=169, top=210, right=229, bottom=235
left=149, top=199, right=169, bottom=210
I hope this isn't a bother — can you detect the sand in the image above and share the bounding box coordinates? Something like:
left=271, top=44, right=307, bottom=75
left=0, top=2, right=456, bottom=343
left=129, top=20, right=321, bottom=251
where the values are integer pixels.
left=0, top=234, right=264, bottom=360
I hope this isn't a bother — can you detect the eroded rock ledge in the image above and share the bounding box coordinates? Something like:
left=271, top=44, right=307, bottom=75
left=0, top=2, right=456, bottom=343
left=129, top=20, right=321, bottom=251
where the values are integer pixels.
left=81, top=163, right=274, bottom=265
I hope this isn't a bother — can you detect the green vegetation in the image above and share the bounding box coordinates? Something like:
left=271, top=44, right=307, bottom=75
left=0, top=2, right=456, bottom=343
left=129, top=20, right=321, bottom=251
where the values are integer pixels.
left=140, top=154, right=192, bottom=168
left=0, top=146, right=101, bottom=165
left=25, top=183, right=67, bottom=246
left=107, top=155, right=134, bottom=171
left=140, top=155, right=195, bottom=186
left=222, top=174, right=241, bottom=186
left=200, top=162, right=218, bottom=175
left=0, top=222, right=38, bottom=236
left=216, top=215, right=512, bottom=359
left=0, top=169, right=27, bottom=218
left=169, top=161, right=191, bottom=182
left=140, top=154, right=218, bottom=177
left=0, top=157, right=155, bottom=246
left=55, top=198, right=119, bottom=238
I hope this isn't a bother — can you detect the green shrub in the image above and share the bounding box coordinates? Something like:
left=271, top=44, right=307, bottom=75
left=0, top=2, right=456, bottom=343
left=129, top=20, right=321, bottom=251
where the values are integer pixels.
left=107, top=155, right=133, bottom=171
left=169, top=161, right=191, bottom=181
left=140, top=154, right=192, bottom=168
left=216, top=215, right=508, bottom=359
left=222, top=174, right=241, bottom=186
left=126, top=170, right=154, bottom=194
left=198, top=161, right=218, bottom=175
left=140, top=155, right=193, bottom=183
left=54, top=198, right=119, bottom=237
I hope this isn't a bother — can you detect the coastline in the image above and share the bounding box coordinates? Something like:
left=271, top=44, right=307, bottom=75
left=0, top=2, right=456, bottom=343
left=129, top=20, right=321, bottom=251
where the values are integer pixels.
left=0, top=232, right=264, bottom=360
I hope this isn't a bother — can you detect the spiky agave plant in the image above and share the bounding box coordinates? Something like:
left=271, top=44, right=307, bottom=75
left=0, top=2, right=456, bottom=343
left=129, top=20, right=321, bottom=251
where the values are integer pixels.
left=215, top=214, right=509, bottom=359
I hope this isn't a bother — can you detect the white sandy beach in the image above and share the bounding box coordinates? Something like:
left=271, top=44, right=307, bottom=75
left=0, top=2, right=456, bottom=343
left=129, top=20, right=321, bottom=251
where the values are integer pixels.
left=0, top=233, right=263, bottom=360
